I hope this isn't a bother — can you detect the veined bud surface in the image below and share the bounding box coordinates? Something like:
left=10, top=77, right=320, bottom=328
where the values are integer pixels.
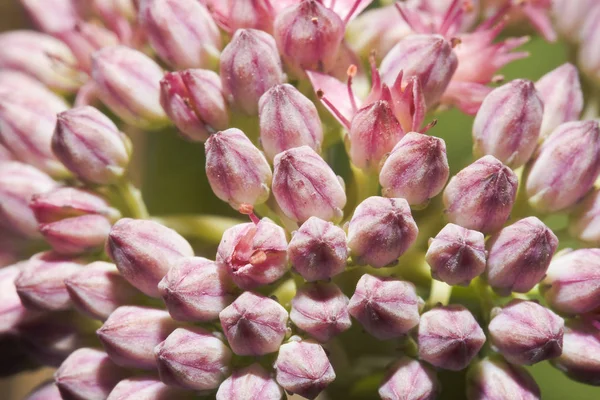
left=106, top=218, right=194, bottom=297
left=258, top=83, right=323, bottom=161
left=526, top=120, right=600, bottom=213
left=378, top=357, right=439, bottom=400
left=205, top=128, right=272, bottom=210
left=155, top=327, right=231, bottom=391
left=466, top=357, right=541, bottom=400
left=552, top=0, right=600, bottom=42
left=472, top=79, right=543, bottom=168
left=20, top=0, right=80, bottom=34
left=347, top=197, right=418, bottom=268
left=578, top=7, right=600, bottom=84
left=31, top=187, right=119, bottom=223
left=207, top=0, right=276, bottom=34
left=570, top=189, right=600, bottom=244
left=443, top=155, right=518, bottom=234
left=107, top=377, right=194, bottom=400
left=485, top=217, right=558, bottom=295
left=347, top=274, right=420, bottom=340
left=288, top=216, right=347, bottom=282
left=418, top=305, right=486, bottom=371
left=273, top=146, right=347, bottom=223
left=552, top=319, right=600, bottom=386
left=0, top=264, right=41, bottom=334
left=219, top=291, right=288, bottom=356
left=216, top=363, right=283, bottom=400
left=379, top=132, right=449, bottom=205
left=56, top=22, right=120, bottom=73
left=219, top=29, right=285, bottom=115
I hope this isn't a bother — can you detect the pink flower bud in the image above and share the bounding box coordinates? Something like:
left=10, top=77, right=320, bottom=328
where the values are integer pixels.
left=107, top=377, right=194, bottom=400
left=139, top=0, right=221, bottom=70
left=535, top=63, right=583, bottom=139
left=273, top=146, right=347, bottom=223
left=155, top=327, right=231, bottom=390
left=20, top=0, right=80, bottom=33
left=106, top=218, right=194, bottom=297
left=258, top=83, right=323, bottom=161
left=216, top=363, right=283, bottom=400
left=378, top=357, right=439, bottom=400
left=31, top=187, right=119, bottom=223
left=489, top=300, right=564, bottom=365
left=466, top=357, right=541, bottom=400
left=56, top=22, right=120, bottom=73
left=91, top=46, right=168, bottom=128
left=541, top=249, right=600, bottom=315
left=486, top=217, right=558, bottom=295
left=0, top=264, right=41, bottom=334
left=15, top=252, right=83, bottom=311
left=24, top=381, right=62, bottom=400
left=288, top=216, right=347, bottom=281
left=207, top=0, right=276, bottom=34
left=290, top=282, right=352, bottom=342
left=219, top=29, right=285, bottom=115
left=570, top=188, right=600, bottom=244
left=205, top=128, right=272, bottom=210
left=55, top=348, right=128, bottom=400
left=160, top=69, right=229, bottom=142
left=274, top=337, right=335, bottom=400
left=219, top=291, right=288, bottom=356
left=379, top=132, right=449, bottom=205
left=443, top=155, right=518, bottom=234
left=552, top=319, right=600, bottom=386
left=526, top=120, right=600, bottom=212
left=348, top=274, right=421, bottom=340
left=158, top=256, right=236, bottom=322
left=552, top=0, right=600, bottom=42
left=418, top=305, right=486, bottom=371
left=40, top=215, right=112, bottom=255
left=426, top=223, right=486, bottom=286
left=472, top=79, right=543, bottom=168
left=65, top=261, right=142, bottom=320
left=579, top=7, right=600, bottom=84
left=97, top=306, right=178, bottom=369
left=380, top=34, right=458, bottom=106
left=347, top=197, right=418, bottom=268
left=52, top=106, right=131, bottom=185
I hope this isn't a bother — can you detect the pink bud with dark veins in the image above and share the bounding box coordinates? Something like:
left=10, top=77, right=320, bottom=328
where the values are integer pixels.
left=274, top=337, right=335, bottom=400
left=347, top=196, right=418, bottom=268
left=288, top=216, right=347, bottom=282
left=205, top=128, right=272, bottom=210
left=0, top=264, right=42, bottom=334
left=216, top=363, right=283, bottom=400
left=20, top=0, right=80, bottom=34
left=219, top=291, right=288, bottom=356
left=220, top=29, right=285, bottom=115
left=106, top=218, right=194, bottom=297
left=378, top=357, right=439, bottom=400
left=552, top=319, right=600, bottom=386
left=56, top=22, right=120, bottom=73
left=570, top=188, right=600, bottom=244
left=466, top=357, right=541, bottom=400
left=443, top=155, right=518, bottom=234
left=97, top=306, right=179, bottom=369
left=290, top=282, right=352, bottom=342
left=107, top=377, right=194, bottom=400
left=418, top=305, right=486, bottom=371
left=24, top=381, right=62, bottom=400
left=272, top=146, right=347, bottom=223
left=348, top=274, right=421, bottom=340
left=379, top=132, right=449, bottom=205
left=206, top=0, right=276, bottom=34
left=258, top=83, right=323, bottom=161
left=158, top=256, right=236, bottom=322
left=472, top=79, right=543, bottom=168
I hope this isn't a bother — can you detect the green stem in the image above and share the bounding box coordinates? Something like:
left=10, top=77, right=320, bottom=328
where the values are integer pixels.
left=152, top=215, right=244, bottom=245
left=473, top=277, right=495, bottom=324
left=112, top=180, right=149, bottom=219
left=347, top=165, right=380, bottom=218
left=427, top=279, right=453, bottom=308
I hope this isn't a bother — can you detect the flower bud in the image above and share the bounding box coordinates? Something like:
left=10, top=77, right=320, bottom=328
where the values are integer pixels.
left=570, top=188, right=600, bottom=244
left=466, top=357, right=541, bottom=400
left=155, top=327, right=231, bottom=390
left=418, top=305, right=486, bottom=371
left=65, top=261, right=142, bottom=320
left=56, top=22, right=120, bottom=73
left=579, top=7, right=600, bottom=84
left=535, top=63, right=583, bottom=139
left=541, top=249, right=600, bottom=315
left=91, top=45, right=168, bottom=128
left=347, top=196, right=418, bottom=268
left=380, top=132, right=449, bottom=205
left=472, top=79, right=543, bottom=168
left=0, top=264, right=41, bottom=334
left=274, top=338, right=335, bottom=400
left=526, top=120, right=600, bottom=212
left=24, top=381, right=62, bottom=400
left=348, top=274, right=420, bottom=340
left=108, top=377, right=194, bottom=400
left=55, top=348, right=128, bottom=400
left=378, top=357, right=439, bottom=400
left=207, top=0, right=276, bottom=33
left=273, top=146, right=347, bottom=223
left=290, top=282, right=352, bottom=342
left=159, top=69, right=229, bottom=142
left=40, top=215, right=112, bottom=255
left=106, top=218, right=194, bottom=297
left=52, top=106, right=131, bottom=185
left=205, top=128, right=272, bottom=210
left=258, top=83, right=323, bottom=160
left=443, top=155, right=518, bottom=234
left=97, top=306, right=178, bottom=369
left=219, top=291, right=288, bottom=356
left=552, top=319, right=600, bottom=385
left=288, top=216, right=347, bottom=282
left=15, top=252, right=83, bottom=311
left=380, top=34, right=458, bottom=106
left=552, top=0, right=600, bottom=42
left=486, top=217, right=558, bottom=295
left=220, top=29, right=285, bottom=115
left=158, top=256, right=236, bottom=322
left=20, top=0, right=80, bottom=34
left=216, top=363, right=283, bottom=400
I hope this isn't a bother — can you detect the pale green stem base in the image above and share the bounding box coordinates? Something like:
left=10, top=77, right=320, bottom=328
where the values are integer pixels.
left=427, top=279, right=453, bottom=308
left=112, top=180, right=149, bottom=219
left=152, top=215, right=243, bottom=245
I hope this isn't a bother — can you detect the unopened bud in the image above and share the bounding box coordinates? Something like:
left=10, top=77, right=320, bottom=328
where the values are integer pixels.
left=552, top=0, right=600, bottom=42
left=20, top=0, right=80, bottom=34
left=378, top=357, right=439, bottom=400
left=107, top=377, right=193, bottom=400
left=466, top=357, right=541, bottom=400
left=552, top=319, right=600, bottom=386
left=579, top=7, right=600, bottom=84
left=570, top=188, right=600, bottom=244
left=24, top=381, right=61, bottom=400
left=0, top=264, right=41, bottom=334
left=208, top=0, right=276, bottom=33
left=56, top=22, right=120, bottom=73
left=216, top=363, right=283, bottom=400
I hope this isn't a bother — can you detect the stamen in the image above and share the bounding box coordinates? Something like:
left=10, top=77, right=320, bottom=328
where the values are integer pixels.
left=239, top=204, right=260, bottom=225
left=317, top=89, right=352, bottom=130
left=347, top=64, right=358, bottom=114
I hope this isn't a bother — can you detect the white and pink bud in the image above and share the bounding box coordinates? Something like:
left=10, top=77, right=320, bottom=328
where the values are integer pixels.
left=216, top=363, right=283, bottom=400
left=379, top=357, right=439, bottom=400
left=0, top=264, right=41, bottom=334
left=570, top=189, right=600, bottom=245
left=552, top=319, right=600, bottom=386
left=24, top=381, right=62, bottom=400
left=56, top=22, right=120, bottom=73
left=20, top=0, right=80, bottom=34
left=107, top=377, right=193, bottom=400
left=206, top=0, right=276, bottom=34
left=552, top=0, right=600, bottom=42
left=466, top=357, right=541, bottom=400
